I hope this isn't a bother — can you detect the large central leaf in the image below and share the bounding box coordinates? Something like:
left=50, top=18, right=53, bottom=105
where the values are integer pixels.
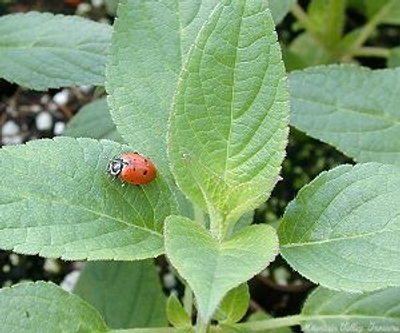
left=168, top=0, right=289, bottom=230
left=106, top=0, right=220, bottom=173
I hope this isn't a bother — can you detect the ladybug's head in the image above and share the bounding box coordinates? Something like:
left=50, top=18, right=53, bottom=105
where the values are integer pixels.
left=107, top=158, right=125, bottom=177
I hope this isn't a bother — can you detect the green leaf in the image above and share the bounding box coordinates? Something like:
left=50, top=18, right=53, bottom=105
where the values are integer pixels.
left=166, top=294, right=192, bottom=328
left=365, top=0, right=400, bottom=25
left=64, top=98, right=123, bottom=142
left=0, top=137, right=177, bottom=260
left=106, top=0, right=220, bottom=173
left=269, top=0, right=296, bottom=25
left=168, top=0, right=289, bottom=232
left=282, top=47, right=309, bottom=72
left=307, top=0, right=329, bottom=33
left=288, top=33, right=331, bottom=67
left=278, top=163, right=400, bottom=292
left=214, top=284, right=250, bottom=324
left=232, top=211, right=254, bottom=234
left=74, top=260, right=167, bottom=329
left=164, top=215, right=279, bottom=322
left=289, top=65, right=400, bottom=165
left=301, top=286, right=400, bottom=333
left=0, top=281, right=108, bottom=333
left=0, top=12, right=111, bottom=90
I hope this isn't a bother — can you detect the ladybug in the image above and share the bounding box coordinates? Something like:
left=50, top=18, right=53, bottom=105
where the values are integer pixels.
left=107, top=152, right=157, bottom=185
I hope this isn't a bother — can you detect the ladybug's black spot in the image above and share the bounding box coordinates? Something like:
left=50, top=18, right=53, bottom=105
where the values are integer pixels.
left=133, top=167, right=136, bottom=171
left=143, top=170, right=148, bottom=175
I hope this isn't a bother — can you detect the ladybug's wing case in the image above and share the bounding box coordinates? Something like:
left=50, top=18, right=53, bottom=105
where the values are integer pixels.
left=118, top=153, right=157, bottom=185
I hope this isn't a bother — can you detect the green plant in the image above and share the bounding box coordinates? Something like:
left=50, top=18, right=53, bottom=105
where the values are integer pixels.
left=0, top=1, right=399, bottom=333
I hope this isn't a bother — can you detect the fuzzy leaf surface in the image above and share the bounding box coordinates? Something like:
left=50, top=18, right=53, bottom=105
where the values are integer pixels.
left=165, top=215, right=279, bottom=321
left=278, top=163, right=400, bottom=292
left=214, top=284, right=250, bottom=324
left=0, top=12, right=111, bottom=90
left=0, top=137, right=177, bottom=260
left=289, top=65, right=400, bottom=165
left=106, top=0, right=220, bottom=173
left=168, top=0, right=289, bottom=228
left=166, top=294, right=192, bottom=328
left=301, top=286, right=400, bottom=333
left=64, top=98, right=123, bottom=142
left=74, top=260, right=167, bottom=328
left=0, top=281, right=108, bottom=333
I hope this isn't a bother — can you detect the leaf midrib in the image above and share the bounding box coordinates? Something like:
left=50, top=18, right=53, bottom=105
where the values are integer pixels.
left=293, top=96, right=400, bottom=124
left=0, top=190, right=162, bottom=238
left=281, top=227, right=399, bottom=248
left=224, top=2, right=244, bottom=183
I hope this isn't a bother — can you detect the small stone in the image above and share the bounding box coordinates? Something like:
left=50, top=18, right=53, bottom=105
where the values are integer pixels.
left=76, top=3, right=91, bottom=15
left=53, top=89, right=70, bottom=106
left=36, top=111, right=53, bottom=131
left=9, top=254, right=19, bottom=266
left=54, top=122, right=66, bottom=135
left=163, top=272, right=177, bottom=289
left=48, top=102, right=58, bottom=112
left=273, top=267, right=290, bottom=286
left=2, top=120, right=19, bottom=136
left=2, top=136, right=23, bottom=145
left=44, top=259, right=60, bottom=274
left=6, top=106, right=17, bottom=117
left=79, top=85, right=93, bottom=94
left=91, top=0, right=104, bottom=8
left=60, top=270, right=81, bottom=292
left=169, top=289, right=179, bottom=297
left=30, top=104, right=42, bottom=113
left=40, top=94, right=51, bottom=104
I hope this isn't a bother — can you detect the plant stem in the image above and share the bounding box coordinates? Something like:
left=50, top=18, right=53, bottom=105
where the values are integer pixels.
left=109, top=327, right=176, bottom=333
left=236, top=314, right=302, bottom=331
left=325, top=0, right=346, bottom=51
left=343, top=0, right=392, bottom=61
left=291, top=3, right=316, bottom=34
left=349, top=46, right=390, bottom=58
left=195, top=317, right=209, bottom=333
left=290, top=3, right=329, bottom=56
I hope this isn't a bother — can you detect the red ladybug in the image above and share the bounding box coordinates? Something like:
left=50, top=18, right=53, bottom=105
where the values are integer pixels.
left=107, top=152, right=157, bottom=185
